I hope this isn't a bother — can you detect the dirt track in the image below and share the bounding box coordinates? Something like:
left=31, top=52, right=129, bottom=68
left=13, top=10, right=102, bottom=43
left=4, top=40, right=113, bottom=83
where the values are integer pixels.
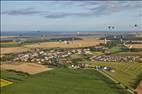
left=135, top=82, right=142, bottom=94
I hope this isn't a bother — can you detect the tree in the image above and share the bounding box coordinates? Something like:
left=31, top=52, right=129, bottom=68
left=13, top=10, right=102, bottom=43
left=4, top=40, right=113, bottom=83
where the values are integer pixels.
left=105, top=41, right=118, bottom=48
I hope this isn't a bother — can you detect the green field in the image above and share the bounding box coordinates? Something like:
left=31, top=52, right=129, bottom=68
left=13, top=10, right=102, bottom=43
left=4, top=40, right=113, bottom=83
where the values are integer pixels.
left=108, top=46, right=122, bottom=53
left=92, top=51, right=104, bottom=56
left=88, top=61, right=142, bottom=89
left=106, top=46, right=142, bottom=56
left=1, top=68, right=130, bottom=94
left=113, top=51, right=142, bottom=56
left=0, top=43, right=20, bottom=48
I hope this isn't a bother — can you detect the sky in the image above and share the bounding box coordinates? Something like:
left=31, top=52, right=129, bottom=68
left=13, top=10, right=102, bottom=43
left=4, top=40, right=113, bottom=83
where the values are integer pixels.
left=1, top=1, right=142, bottom=32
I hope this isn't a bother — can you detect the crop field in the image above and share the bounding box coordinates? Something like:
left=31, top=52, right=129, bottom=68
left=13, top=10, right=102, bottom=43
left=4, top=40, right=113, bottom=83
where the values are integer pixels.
left=1, top=36, right=16, bottom=38
left=0, top=42, right=17, bottom=44
left=0, top=42, right=19, bottom=48
left=125, top=44, right=142, bottom=49
left=92, top=51, right=104, bottom=56
left=1, top=68, right=130, bottom=94
left=112, top=51, right=142, bottom=56
left=0, top=79, right=13, bottom=87
left=106, top=46, right=142, bottom=56
left=24, top=39, right=104, bottom=48
left=1, top=47, right=29, bottom=54
left=1, top=63, right=51, bottom=75
left=88, top=61, right=142, bottom=89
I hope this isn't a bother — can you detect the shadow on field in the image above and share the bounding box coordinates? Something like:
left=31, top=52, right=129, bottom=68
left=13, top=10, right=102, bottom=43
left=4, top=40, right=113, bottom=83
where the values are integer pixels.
left=7, top=70, right=30, bottom=76
left=7, top=77, right=23, bottom=81
left=3, top=70, right=31, bottom=82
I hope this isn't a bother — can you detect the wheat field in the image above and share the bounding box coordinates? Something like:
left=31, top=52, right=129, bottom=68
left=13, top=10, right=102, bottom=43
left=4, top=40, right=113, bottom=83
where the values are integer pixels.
left=25, top=39, right=104, bottom=48
left=1, top=47, right=29, bottom=54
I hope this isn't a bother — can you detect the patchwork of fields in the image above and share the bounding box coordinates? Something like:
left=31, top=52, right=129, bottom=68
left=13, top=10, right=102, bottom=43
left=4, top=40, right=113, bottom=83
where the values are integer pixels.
left=1, top=37, right=142, bottom=94
left=1, top=68, right=130, bottom=94
left=24, top=39, right=104, bottom=48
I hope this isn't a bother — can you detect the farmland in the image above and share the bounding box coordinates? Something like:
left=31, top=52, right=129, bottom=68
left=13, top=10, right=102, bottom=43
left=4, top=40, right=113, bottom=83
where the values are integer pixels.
left=125, top=44, right=142, bottom=49
left=1, top=63, right=51, bottom=75
left=88, top=61, right=142, bottom=89
left=1, top=47, right=29, bottom=55
left=1, top=68, right=130, bottom=94
left=103, top=45, right=142, bottom=56
left=0, top=36, right=16, bottom=38
left=113, top=51, right=142, bottom=56
left=0, top=36, right=142, bottom=94
left=1, top=1, right=142, bottom=94
left=24, top=39, right=104, bottom=48
left=0, top=79, right=13, bottom=87
left=0, top=42, right=19, bottom=48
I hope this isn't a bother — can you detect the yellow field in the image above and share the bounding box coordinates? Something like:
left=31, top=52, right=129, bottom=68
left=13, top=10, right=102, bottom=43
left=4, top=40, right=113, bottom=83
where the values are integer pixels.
left=0, top=79, right=13, bottom=87
left=25, top=39, right=104, bottom=48
left=0, top=36, right=16, bottom=38
left=1, top=47, right=29, bottom=54
left=0, top=42, right=17, bottom=44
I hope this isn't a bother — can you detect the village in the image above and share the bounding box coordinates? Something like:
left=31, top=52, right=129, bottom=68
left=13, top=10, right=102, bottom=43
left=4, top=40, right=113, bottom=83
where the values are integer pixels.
left=1, top=45, right=141, bottom=71
left=10, top=46, right=142, bottom=64
left=90, top=55, right=142, bottom=62
left=11, top=48, right=91, bottom=67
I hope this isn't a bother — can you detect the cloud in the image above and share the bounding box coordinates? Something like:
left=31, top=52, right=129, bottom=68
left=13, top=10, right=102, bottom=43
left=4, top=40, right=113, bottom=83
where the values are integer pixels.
left=44, top=1, right=142, bottom=18
left=2, top=1, right=141, bottom=18
left=44, top=12, right=93, bottom=19
left=138, top=14, right=142, bottom=17
left=2, top=8, right=42, bottom=15
left=44, top=13, right=68, bottom=18
left=87, top=1, right=142, bottom=16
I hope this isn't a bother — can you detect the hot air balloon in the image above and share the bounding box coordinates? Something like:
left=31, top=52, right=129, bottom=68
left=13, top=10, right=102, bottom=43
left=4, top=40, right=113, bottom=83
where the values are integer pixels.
left=112, top=26, right=115, bottom=29
left=108, top=26, right=111, bottom=30
left=134, top=24, right=138, bottom=27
